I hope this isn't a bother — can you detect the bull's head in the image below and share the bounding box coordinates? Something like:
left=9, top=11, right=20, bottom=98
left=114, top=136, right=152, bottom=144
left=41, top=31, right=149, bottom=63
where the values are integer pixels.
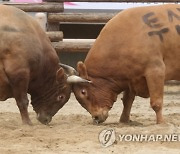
left=61, top=61, right=117, bottom=124
left=31, top=64, right=77, bottom=125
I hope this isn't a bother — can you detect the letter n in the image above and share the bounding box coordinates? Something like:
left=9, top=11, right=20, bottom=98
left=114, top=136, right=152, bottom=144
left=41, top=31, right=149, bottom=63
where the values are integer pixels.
left=167, top=9, right=180, bottom=22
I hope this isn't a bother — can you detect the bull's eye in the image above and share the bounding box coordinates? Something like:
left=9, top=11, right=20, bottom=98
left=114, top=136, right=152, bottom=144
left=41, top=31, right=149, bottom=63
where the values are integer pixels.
left=57, top=95, right=64, bottom=101
left=81, top=89, right=86, bottom=95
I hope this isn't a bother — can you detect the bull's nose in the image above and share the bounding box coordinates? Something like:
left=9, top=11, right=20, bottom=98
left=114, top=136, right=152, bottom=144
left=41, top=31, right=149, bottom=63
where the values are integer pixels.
left=92, top=110, right=108, bottom=124
left=93, top=116, right=100, bottom=124
left=37, top=114, right=52, bottom=125
left=92, top=115, right=107, bottom=124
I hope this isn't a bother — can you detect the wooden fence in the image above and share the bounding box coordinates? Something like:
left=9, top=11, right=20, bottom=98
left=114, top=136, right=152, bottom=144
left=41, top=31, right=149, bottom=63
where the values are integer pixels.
left=4, top=0, right=180, bottom=53
left=2, top=0, right=180, bottom=93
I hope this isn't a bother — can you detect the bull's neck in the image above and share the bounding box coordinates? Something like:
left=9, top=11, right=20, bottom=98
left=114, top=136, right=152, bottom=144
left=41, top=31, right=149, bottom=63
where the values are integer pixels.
left=30, top=72, right=56, bottom=97
left=30, top=66, right=58, bottom=110
left=88, top=74, right=126, bottom=95
left=29, top=54, right=59, bottom=97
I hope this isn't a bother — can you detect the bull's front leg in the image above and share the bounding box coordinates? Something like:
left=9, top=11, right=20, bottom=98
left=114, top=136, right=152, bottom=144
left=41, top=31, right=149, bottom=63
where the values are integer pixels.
left=120, top=89, right=135, bottom=123
left=8, top=69, right=32, bottom=125
left=15, top=93, right=32, bottom=125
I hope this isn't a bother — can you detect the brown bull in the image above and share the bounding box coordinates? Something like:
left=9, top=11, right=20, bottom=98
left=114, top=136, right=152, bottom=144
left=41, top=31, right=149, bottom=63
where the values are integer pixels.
left=65, top=4, right=180, bottom=124
left=0, top=5, right=76, bottom=125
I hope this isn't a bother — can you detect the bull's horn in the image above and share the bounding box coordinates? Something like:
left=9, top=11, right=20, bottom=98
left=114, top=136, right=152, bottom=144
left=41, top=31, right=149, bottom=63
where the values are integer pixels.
left=67, top=75, right=92, bottom=83
left=59, top=63, right=78, bottom=76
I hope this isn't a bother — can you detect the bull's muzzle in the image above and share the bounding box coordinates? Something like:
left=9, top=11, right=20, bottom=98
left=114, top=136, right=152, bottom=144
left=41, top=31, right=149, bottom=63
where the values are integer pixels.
left=92, top=110, right=108, bottom=124
left=37, top=113, right=52, bottom=125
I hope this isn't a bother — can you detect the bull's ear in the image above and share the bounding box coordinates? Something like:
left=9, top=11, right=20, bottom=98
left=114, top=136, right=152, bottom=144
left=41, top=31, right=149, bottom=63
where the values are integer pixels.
left=77, top=61, right=88, bottom=79
left=56, top=68, right=67, bottom=83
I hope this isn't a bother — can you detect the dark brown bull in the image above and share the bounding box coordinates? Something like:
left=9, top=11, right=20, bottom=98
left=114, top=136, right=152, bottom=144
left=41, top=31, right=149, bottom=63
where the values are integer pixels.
left=65, top=4, right=180, bottom=124
left=0, top=5, right=75, bottom=125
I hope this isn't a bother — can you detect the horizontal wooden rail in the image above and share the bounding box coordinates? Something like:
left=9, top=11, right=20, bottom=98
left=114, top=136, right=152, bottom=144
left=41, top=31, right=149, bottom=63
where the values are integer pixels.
left=44, top=0, right=180, bottom=2
left=46, top=31, right=63, bottom=42
left=165, top=80, right=180, bottom=86
left=48, top=12, right=117, bottom=23
left=52, top=40, right=94, bottom=53
left=164, top=81, right=180, bottom=94
left=3, top=2, right=64, bottom=12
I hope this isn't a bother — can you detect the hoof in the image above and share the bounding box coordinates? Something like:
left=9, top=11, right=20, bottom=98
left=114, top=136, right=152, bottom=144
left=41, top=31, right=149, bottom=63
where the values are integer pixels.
left=22, top=120, right=33, bottom=126
left=119, top=117, right=130, bottom=123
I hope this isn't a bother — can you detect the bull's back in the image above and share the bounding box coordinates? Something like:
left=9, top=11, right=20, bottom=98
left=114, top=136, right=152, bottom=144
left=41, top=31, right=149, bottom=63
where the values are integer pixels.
left=85, top=4, right=180, bottom=80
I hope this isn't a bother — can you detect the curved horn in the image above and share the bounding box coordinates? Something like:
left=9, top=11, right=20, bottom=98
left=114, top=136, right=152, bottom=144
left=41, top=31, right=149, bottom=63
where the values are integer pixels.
left=59, top=63, right=78, bottom=76
left=67, top=75, right=92, bottom=83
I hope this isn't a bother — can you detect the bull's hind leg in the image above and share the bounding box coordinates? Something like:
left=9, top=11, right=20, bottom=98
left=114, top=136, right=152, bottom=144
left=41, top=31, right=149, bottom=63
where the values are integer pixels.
left=145, top=64, right=165, bottom=124
left=120, top=89, right=135, bottom=123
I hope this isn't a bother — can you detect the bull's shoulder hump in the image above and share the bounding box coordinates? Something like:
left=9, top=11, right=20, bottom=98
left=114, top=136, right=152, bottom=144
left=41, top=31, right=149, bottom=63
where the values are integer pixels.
left=0, top=5, right=45, bottom=37
left=0, top=4, right=25, bottom=13
left=0, top=26, right=20, bottom=33
left=0, top=4, right=35, bottom=23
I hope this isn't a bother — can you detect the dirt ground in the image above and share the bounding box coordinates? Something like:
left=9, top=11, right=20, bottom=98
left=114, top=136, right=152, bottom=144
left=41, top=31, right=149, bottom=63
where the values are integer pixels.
left=0, top=91, right=179, bottom=154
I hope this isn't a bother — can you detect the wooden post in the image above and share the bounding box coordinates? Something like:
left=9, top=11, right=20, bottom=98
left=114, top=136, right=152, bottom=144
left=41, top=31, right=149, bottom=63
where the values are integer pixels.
left=47, top=21, right=60, bottom=31
left=35, top=13, right=47, bottom=31
left=46, top=1, right=64, bottom=31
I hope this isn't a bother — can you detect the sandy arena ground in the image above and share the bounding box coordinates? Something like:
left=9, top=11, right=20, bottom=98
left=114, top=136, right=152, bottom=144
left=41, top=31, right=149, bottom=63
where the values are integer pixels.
left=0, top=92, right=179, bottom=154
